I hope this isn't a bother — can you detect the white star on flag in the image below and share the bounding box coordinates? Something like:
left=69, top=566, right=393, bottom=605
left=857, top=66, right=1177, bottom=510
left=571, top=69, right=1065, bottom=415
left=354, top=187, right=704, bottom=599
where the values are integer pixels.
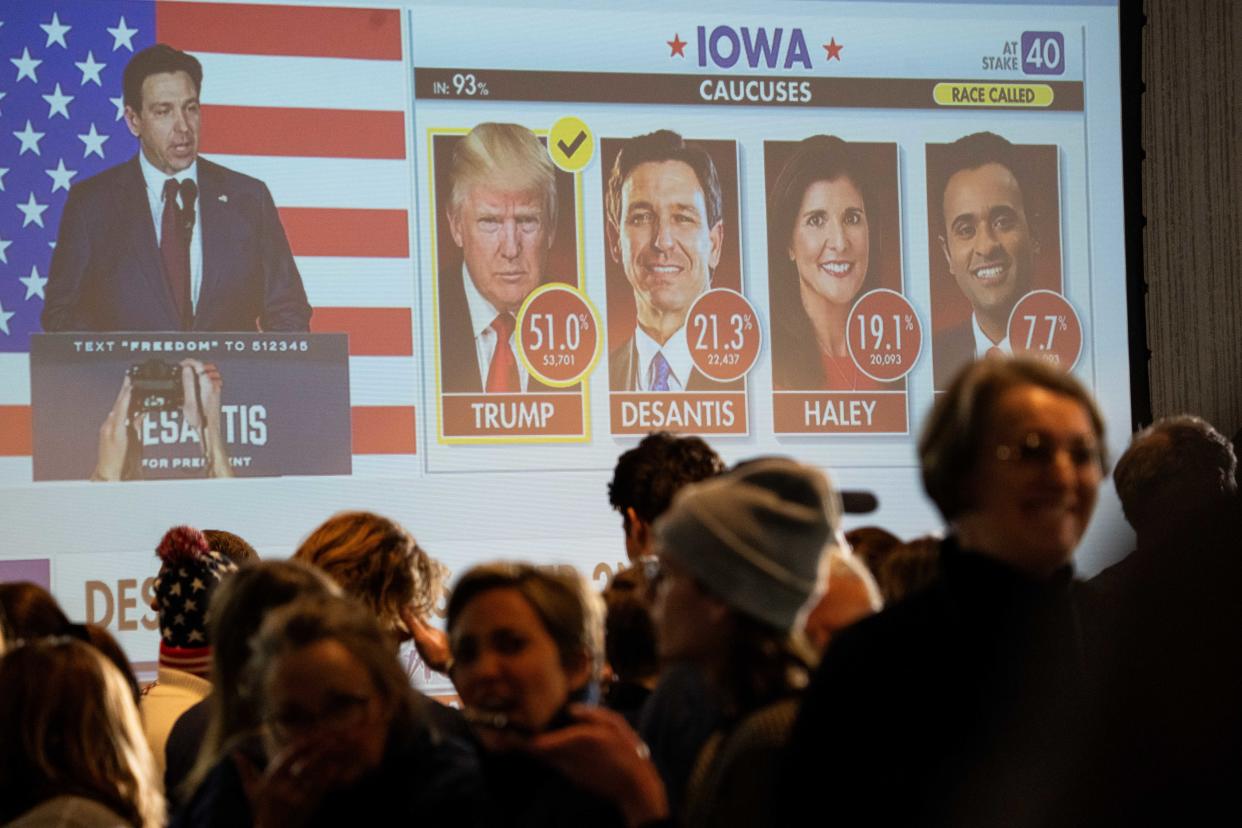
left=0, top=90, right=6, bottom=114
left=78, top=123, right=108, bottom=158
left=11, top=47, right=42, bottom=83
left=45, top=159, right=77, bottom=192
left=110, top=96, right=125, bottom=120
left=191, top=577, right=206, bottom=592
left=18, top=192, right=50, bottom=228
left=0, top=302, right=15, bottom=336
left=0, top=167, right=8, bottom=190
left=0, top=237, right=10, bottom=264
left=40, top=12, right=72, bottom=49
left=14, top=120, right=46, bottom=155
left=107, top=17, right=139, bottom=52
left=75, top=51, right=106, bottom=86
left=42, top=83, right=74, bottom=119
left=20, top=266, right=47, bottom=300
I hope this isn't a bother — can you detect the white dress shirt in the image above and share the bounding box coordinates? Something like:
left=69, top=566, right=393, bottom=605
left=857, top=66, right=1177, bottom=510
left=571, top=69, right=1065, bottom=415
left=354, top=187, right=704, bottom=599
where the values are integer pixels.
left=462, top=267, right=532, bottom=392
left=972, top=313, right=1011, bottom=356
left=633, top=324, right=693, bottom=392
left=138, top=152, right=204, bottom=312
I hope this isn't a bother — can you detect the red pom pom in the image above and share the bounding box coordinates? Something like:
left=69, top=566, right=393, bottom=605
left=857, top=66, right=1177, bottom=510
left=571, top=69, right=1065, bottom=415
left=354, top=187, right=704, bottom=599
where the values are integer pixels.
left=156, top=526, right=210, bottom=564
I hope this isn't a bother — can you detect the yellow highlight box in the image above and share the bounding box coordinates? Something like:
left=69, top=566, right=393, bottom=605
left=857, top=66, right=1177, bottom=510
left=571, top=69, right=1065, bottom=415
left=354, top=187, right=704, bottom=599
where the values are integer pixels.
left=933, top=82, right=1055, bottom=107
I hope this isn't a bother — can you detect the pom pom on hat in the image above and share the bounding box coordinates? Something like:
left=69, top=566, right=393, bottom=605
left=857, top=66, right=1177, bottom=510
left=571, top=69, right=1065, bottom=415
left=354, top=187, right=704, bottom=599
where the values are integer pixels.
left=156, top=526, right=212, bottom=565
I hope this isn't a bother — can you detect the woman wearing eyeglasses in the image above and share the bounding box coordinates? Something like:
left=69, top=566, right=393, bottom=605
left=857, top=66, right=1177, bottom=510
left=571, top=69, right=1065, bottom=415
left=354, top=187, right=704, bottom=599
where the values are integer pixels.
left=778, top=356, right=1108, bottom=828
left=174, top=594, right=483, bottom=828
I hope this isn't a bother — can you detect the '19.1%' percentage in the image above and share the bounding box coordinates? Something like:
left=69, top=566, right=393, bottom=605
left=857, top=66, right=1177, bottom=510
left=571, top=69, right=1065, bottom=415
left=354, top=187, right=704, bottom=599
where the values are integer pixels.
left=845, top=289, right=922, bottom=382
left=854, top=312, right=915, bottom=352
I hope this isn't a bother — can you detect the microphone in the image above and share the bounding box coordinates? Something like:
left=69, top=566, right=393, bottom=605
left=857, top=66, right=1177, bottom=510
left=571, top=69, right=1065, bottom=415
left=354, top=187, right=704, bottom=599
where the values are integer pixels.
left=179, top=179, right=198, bottom=237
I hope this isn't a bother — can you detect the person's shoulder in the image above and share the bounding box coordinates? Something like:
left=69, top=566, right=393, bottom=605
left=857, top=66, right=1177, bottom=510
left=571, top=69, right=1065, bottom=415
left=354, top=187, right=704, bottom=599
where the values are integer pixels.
left=65, top=155, right=139, bottom=201
left=5, top=796, right=130, bottom=828
left=933, top=318, right=975, bottom=389
left=171, top=748, right=252, bottom=828
left=609, top=334, right=636, bottom=361
left=820, top=579, right=949, bottom=670
left=608, top=335, right=638, bottom=390
left=729, top=698, right=800, bottom=753
left=197, top=157, right=268, bottom=194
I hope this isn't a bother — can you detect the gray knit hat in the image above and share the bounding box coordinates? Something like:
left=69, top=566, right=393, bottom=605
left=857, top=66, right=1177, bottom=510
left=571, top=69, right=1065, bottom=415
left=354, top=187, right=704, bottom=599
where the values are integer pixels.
left=653, top=457, right=842, bottom=631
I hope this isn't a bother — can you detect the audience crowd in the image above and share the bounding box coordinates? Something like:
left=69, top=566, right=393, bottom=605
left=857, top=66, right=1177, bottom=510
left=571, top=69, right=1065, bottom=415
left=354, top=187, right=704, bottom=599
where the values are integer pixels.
left=2, top=356, right=1239, bottom=827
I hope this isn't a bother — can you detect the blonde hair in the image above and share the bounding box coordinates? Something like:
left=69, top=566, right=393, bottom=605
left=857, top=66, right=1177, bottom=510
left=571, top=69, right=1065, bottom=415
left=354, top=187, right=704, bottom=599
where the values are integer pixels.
left=0, top=639, right=164, bottom=828
left=448, top=122, right=558, bottom=230
left=294, top=511, right=446, bottom=635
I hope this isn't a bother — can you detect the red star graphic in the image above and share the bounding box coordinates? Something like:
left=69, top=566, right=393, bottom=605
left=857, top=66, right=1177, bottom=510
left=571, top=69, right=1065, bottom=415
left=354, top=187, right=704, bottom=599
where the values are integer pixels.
left=823, top=37, right=844, bottom=61
left=668, top=33, right=687, bottom=58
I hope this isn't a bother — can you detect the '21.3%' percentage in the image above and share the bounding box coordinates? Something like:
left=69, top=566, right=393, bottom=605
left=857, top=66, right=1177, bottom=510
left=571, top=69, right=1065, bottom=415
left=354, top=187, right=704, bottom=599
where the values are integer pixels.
left=686, top=289, right=762, bottom=383
left=691, top=312, right=753, bottom=352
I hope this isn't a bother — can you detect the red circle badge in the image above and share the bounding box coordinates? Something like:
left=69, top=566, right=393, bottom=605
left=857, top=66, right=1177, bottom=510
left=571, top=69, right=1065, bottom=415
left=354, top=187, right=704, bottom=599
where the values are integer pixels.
left=685, top=288, right=762, bottom=383
left=1006, top=290, right=1083, bottom=371
left=846, top=289, right=923, bottom=382
left=516, top=284, right=602, bottom=386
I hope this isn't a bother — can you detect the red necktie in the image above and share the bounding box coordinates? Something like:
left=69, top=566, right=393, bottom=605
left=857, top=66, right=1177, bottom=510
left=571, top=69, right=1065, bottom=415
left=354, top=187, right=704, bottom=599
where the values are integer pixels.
left=486, top=313, right=520, bottom=393
left=161, top=178, right=191, bottom=329
left=986, top=346, right=1005, bottom=359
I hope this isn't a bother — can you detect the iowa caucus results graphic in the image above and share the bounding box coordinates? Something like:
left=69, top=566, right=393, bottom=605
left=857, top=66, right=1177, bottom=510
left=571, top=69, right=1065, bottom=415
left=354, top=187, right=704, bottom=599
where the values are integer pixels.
left=411, top=1, right=1119, bottom=467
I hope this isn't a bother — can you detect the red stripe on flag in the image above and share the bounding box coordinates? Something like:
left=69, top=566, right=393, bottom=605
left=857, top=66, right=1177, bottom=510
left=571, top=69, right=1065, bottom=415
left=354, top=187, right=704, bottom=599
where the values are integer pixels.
left=156, top=3, right=402, bottom=60
left=352, top=406, right=417, bottom=454
left=279, top=208, right=409, bottom=258
left=0, top=407, right=32, bottom=455
left=311, top=307, right=412, bottom=356
left=199, top=106, right=405, bottom=159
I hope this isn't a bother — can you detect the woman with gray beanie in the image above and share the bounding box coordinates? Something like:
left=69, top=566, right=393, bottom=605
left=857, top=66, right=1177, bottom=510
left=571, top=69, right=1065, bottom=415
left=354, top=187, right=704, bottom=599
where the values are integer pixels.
left=650, top=456, right=840, bottom=828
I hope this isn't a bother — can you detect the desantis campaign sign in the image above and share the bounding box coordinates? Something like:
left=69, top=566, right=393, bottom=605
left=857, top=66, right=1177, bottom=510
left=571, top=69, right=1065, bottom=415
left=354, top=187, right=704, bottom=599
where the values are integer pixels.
left=30, top=333, right=352, bottom=480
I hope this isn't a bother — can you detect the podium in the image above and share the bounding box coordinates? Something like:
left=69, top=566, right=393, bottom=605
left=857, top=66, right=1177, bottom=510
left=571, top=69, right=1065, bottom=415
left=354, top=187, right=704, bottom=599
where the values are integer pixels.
left=29, top=333, right=352, bottom=481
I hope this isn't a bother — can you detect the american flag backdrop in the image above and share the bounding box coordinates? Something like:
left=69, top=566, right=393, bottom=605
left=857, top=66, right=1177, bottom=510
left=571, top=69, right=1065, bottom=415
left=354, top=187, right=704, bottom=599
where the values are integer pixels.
left=0, top=1, right=419, bottom=481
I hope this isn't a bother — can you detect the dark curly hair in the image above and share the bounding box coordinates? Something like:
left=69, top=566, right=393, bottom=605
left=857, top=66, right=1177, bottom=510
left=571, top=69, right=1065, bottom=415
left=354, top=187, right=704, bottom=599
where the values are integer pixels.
left=608, top=432, right=724, bottom=525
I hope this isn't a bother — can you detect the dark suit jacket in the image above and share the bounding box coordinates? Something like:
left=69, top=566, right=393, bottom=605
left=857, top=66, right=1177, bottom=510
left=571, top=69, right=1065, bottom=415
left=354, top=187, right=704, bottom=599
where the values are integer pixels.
left=608, top=335, right=742, bottom=392
left=932, top=318, right=976, bottom=391
left=42, top=155, right=311, bottom=332
left=437, top=266, right=566, bottom=394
